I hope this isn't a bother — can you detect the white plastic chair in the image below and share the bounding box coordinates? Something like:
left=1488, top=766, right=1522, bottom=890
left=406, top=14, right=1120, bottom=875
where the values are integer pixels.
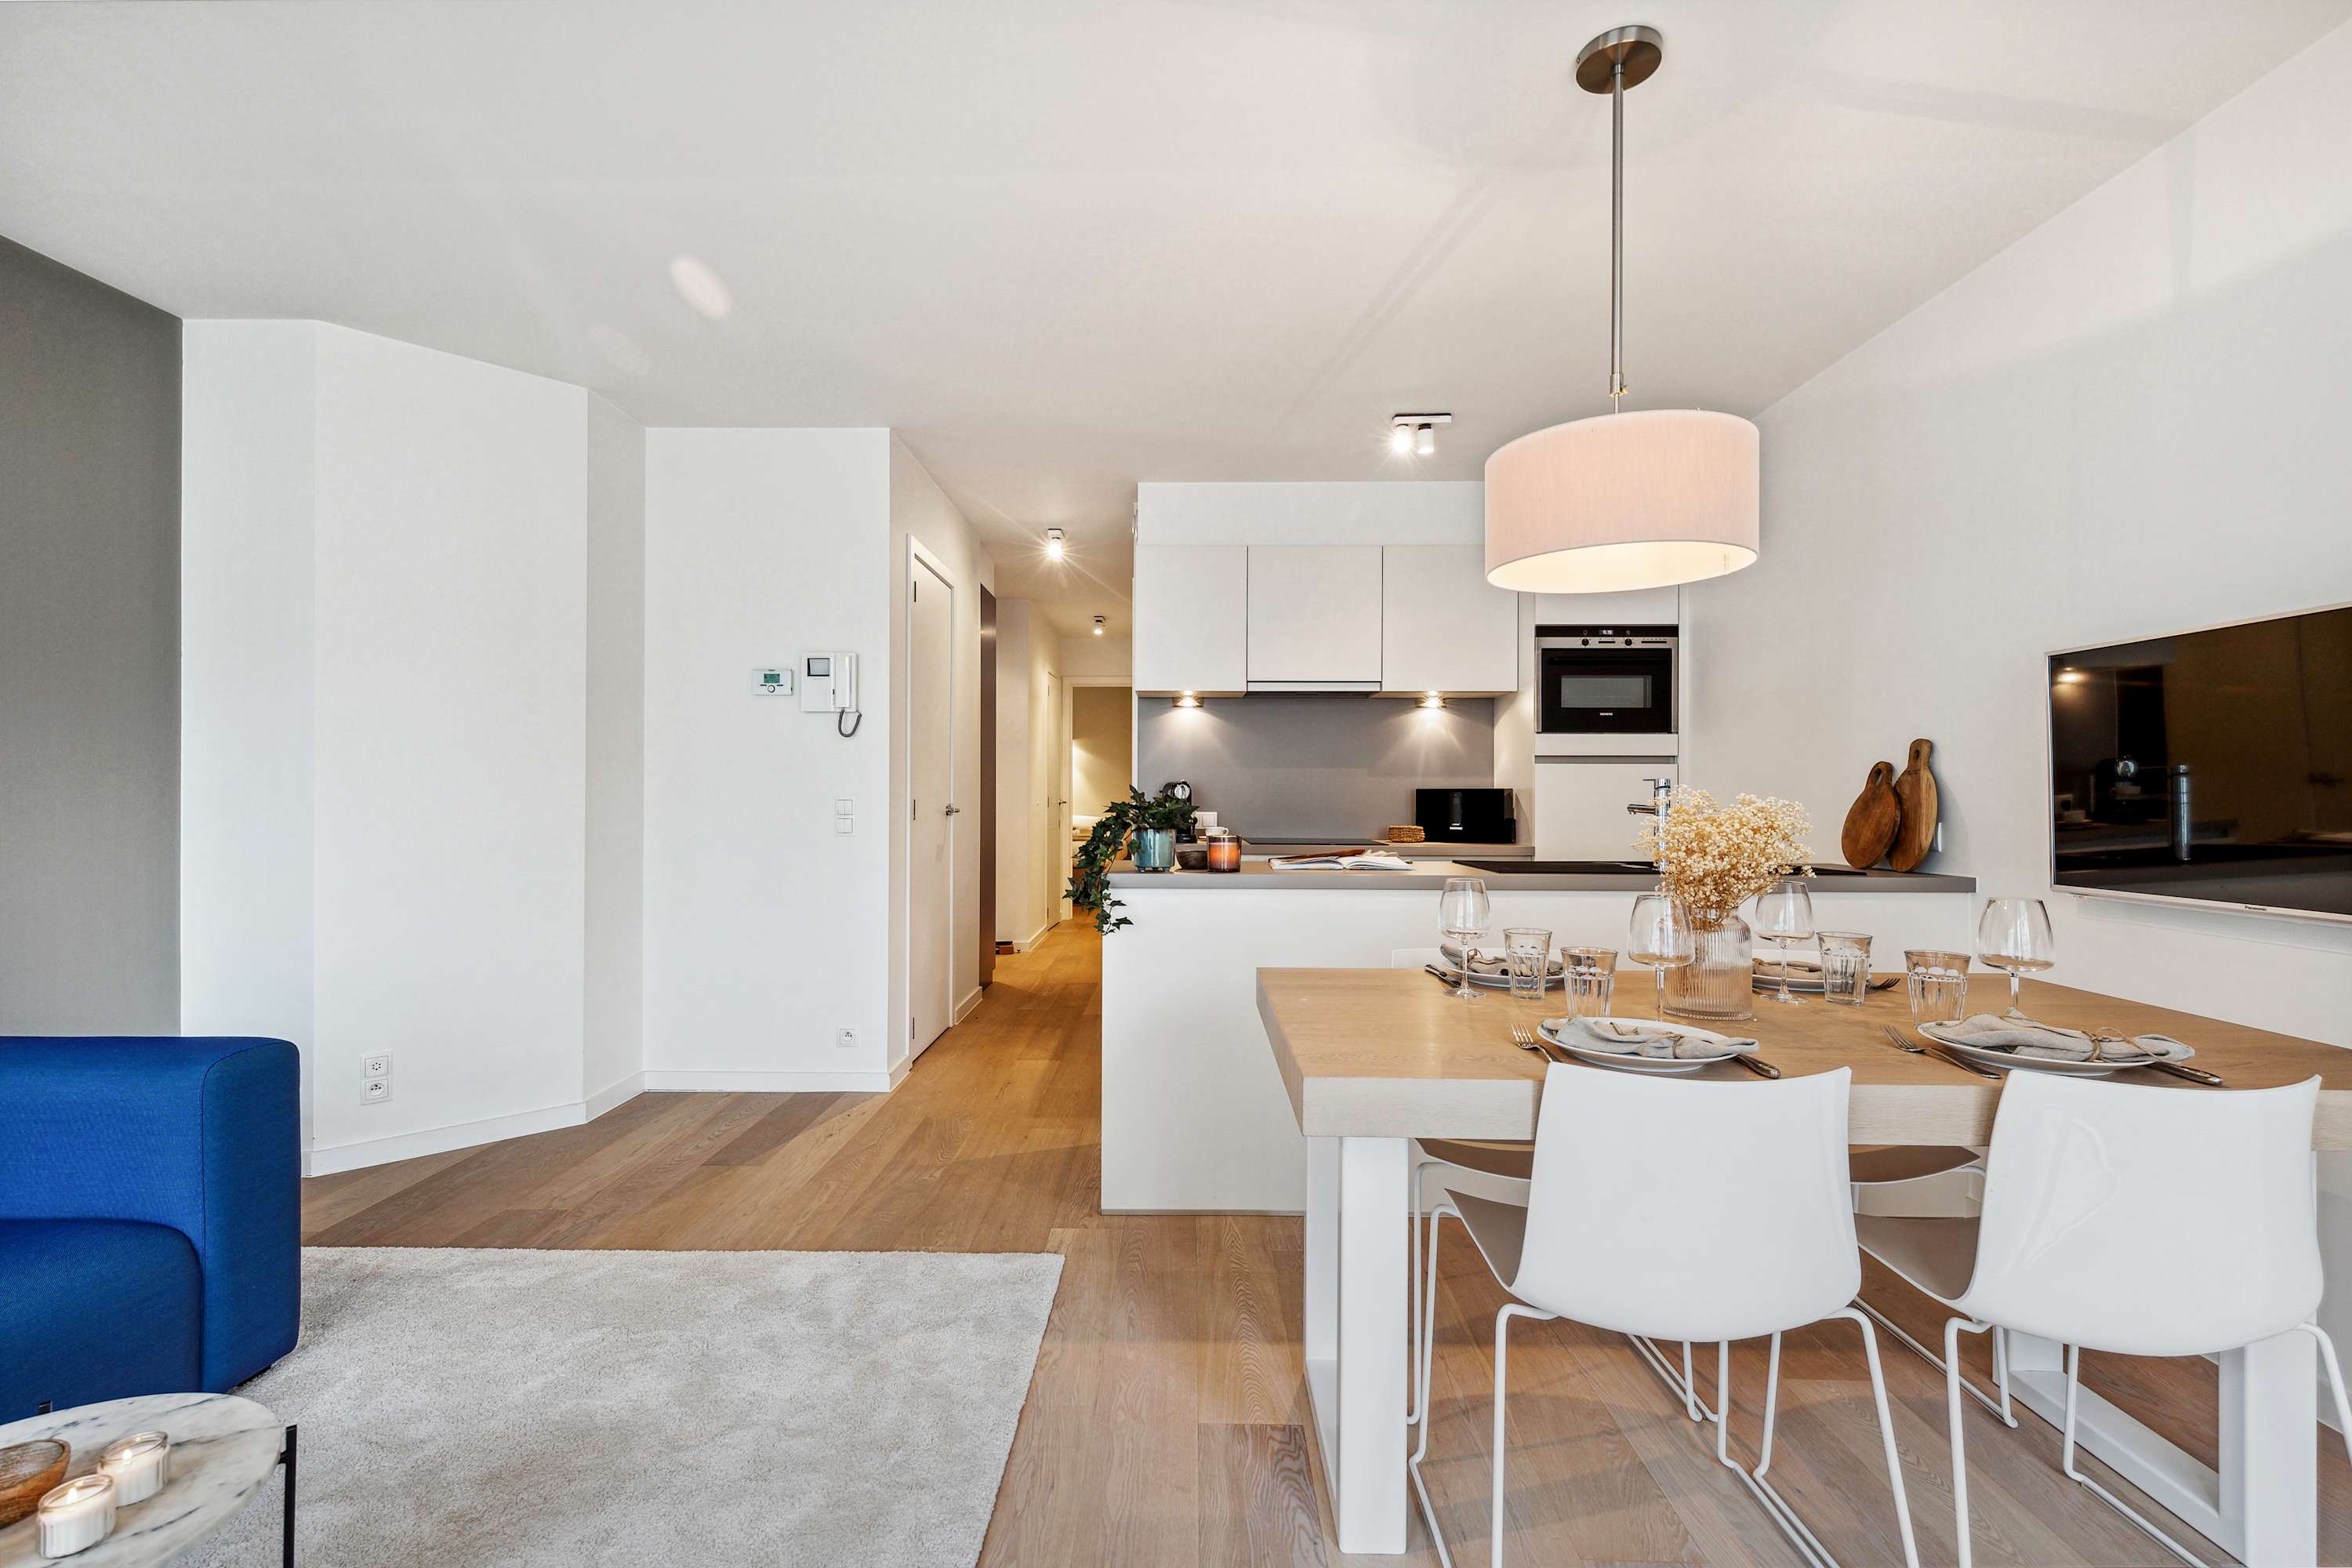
left=1414, top=1062, right=1918, bottom=1568
left=1850, top=1145, right=2017, bottom=1427
left=1389, top=948, right=1537, bottom=1430
left=1856, top=1069, right=2352, bottom=1567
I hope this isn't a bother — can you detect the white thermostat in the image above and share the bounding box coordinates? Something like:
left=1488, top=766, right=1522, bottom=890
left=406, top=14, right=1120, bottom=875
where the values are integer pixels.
left=751, top=666, right=794, bottom=696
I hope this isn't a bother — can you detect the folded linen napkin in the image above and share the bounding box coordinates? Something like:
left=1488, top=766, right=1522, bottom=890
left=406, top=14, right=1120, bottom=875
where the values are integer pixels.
left=1927, top=1010, right=2188, bottom=1062
left=1442, top=942, right=1563, bottom=977
left=1544, top=1016, right=1759, bottom=1060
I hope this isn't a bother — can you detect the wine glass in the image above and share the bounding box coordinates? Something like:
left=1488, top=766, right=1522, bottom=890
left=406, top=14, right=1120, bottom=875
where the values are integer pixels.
left=1753, top=878, right=1816, bottom=1006
left=1627, top=895, right=1694, bottom=1019
left=1976, top=898, right=2056, bottom=1012
left=1437, top=877, right=1490, bottom=1002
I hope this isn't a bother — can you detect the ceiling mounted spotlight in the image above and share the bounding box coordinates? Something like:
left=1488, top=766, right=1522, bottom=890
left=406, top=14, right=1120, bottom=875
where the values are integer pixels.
left=1044, top=528, right=1065, bottom=560
left=1174, top=691, right=1203, bottom=709
left=1417, top=691, right=1448, bottom=710
left=1092, top=615, right=1105, bottom=636
left=1390, top=412, right=1451, bottom=458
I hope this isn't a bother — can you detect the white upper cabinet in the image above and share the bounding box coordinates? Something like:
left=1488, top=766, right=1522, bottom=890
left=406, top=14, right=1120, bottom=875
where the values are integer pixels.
left=1246, top=546, right=1383, bottom=685
left=1381, top=545, right=1518, bottom=695
left=1531, top=584, right=1681, bottom=627
left=1133, top=545, right=1247, bottom=694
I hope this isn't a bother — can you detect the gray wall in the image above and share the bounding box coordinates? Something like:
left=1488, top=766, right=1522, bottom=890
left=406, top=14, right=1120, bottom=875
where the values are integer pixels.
left=1136, top=694, right=1497, bottom=840
left=1, top=236, right=181, bottom=1033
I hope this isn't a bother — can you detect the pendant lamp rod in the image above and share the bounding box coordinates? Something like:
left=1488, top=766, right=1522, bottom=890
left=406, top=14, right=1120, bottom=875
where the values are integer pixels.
left=1611, top=58, right=1624, bottom=409
left=1575, top=24, right=1661, bottom=408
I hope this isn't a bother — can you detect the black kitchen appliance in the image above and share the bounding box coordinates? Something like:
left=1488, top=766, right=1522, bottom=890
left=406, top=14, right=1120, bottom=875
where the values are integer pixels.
left=1415, top=787, right=1519, bottom=845
left=1537, top=625, right=1676, bottom=735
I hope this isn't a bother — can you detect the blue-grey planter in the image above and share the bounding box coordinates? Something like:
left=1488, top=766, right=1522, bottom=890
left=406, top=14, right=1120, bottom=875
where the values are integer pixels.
left=1133, top=828, right=1176, bottom=872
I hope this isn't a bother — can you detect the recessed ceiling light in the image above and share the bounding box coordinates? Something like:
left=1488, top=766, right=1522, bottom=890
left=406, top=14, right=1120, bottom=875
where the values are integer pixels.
left=1092, top=615, right=1105, bottom=636
left=1174, top=691, right=1202, bottom=709
left=1045, top=528, right=1065, bottom=560
left=1418, top=691, right=1447, bottom=710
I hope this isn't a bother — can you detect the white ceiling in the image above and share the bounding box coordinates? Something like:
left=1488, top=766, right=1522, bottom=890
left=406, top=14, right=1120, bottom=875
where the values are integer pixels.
left=4, top=2, right=2346, bottom=635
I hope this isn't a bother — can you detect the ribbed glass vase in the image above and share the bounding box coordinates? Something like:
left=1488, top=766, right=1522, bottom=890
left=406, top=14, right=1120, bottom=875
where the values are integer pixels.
left=1664, top=914, right=1754, bottom=1021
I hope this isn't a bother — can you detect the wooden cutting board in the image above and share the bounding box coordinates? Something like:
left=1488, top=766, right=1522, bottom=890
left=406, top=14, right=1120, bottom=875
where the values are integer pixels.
left=1838, top=760, right=1901, bottom=869
left=1888, top=738, right=1939, bottom=872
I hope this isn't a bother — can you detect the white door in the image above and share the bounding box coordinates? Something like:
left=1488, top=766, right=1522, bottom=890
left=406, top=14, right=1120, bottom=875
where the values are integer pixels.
left=1043, top=670, right=1062, bottom=925
left=909, top=556, right=954, bottom=1058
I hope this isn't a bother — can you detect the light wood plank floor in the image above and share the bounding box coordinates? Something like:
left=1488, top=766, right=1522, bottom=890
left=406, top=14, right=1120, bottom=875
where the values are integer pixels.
left=303, top=924, right=2352, bottom=1566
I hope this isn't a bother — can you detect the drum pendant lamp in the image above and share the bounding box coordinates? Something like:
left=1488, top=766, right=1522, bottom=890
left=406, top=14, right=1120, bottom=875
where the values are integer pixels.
left=1484, top=26, right=1760, bottom=594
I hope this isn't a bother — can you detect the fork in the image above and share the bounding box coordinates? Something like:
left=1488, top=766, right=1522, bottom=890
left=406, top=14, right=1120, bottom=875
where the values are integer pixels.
left=1885, top=1023, right=2002, bottom=1080
left=1510, top=1024, right=1563, bottom=1064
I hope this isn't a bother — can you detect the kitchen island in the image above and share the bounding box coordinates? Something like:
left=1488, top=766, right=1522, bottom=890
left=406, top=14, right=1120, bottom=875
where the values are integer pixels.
left=1099, top=857, right=1976, bottom=1210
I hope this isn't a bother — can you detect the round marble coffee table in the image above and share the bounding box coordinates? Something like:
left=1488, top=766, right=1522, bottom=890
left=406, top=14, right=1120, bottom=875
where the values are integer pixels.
left=0, top=1394, right=288, bottom=1566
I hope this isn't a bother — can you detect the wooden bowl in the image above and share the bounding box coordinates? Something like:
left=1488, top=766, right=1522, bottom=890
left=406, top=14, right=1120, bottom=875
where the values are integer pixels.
left=0, top=1439, right=70, bottom=1527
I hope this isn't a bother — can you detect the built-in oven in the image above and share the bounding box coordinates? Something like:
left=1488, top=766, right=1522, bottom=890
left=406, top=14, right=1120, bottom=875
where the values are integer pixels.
left=1536, top=625, right=1676, bottom=735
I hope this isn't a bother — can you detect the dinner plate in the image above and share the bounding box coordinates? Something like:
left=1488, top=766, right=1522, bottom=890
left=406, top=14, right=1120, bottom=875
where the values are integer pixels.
left=1539, top=1016, right=1745, bottom=1075
left=1918, top=1023, right=2198, bottom=1078
left=1431, top=966, right=1562, bottom=991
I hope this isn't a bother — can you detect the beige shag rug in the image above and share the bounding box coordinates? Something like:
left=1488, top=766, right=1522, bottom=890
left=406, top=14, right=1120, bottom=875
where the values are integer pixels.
left=182, top=1247, right=1062, bottom=1566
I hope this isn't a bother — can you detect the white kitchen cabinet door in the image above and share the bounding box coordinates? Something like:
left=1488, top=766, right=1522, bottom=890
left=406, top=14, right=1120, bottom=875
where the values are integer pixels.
left=1532, top=584, right=1680, bottom=627
left=1246, top=546, right=1383, bottom=685
left=1133, top=545, right=1247, bottom=694
left=1533, top=756, right=1677, bottom=861
left=1381, top=545, right=1517, bottom=694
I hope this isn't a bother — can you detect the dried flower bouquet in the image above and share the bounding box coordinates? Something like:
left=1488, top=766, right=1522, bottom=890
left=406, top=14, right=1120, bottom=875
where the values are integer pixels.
left=1634, top=788, right=1814, bottom=929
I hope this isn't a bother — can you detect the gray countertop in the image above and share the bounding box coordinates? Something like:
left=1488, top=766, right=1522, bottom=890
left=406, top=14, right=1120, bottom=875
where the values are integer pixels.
left=1106, top=859, right=1976, bottom=892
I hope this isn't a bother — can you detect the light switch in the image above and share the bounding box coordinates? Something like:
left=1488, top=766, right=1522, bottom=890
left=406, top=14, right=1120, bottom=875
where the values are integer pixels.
left=833, top=797, right=855, bottom=815
left=835, top=816, right=855, bottom=835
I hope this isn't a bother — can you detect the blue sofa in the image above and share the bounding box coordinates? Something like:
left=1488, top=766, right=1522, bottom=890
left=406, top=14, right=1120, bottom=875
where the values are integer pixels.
left=1, top=1036, right=300, bottom=1420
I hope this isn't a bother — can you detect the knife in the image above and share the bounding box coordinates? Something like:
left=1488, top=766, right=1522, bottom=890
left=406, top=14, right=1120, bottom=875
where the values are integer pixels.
left=1732, top=1054, right=1782, bottom=1079
left=1926, top=1043, right=2003, bottom=1080
left=2144, top=1058, right=2227, bottom=1086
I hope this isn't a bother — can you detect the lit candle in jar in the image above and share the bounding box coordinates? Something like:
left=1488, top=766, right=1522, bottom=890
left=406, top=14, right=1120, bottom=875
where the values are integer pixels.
left=97, top=1430, right=171, bottom=1505
left=1205, top=829, right=1241, bottom=873
left=36, top=1473, right=116, bottom=1557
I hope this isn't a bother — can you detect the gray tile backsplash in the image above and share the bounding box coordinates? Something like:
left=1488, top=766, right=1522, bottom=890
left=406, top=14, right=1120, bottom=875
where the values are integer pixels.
left=1134, top=693, right=1497, bottom=840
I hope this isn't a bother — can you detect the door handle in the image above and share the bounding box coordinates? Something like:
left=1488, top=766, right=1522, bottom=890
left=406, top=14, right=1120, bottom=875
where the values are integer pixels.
left=943, top=804, right=960, bottom=816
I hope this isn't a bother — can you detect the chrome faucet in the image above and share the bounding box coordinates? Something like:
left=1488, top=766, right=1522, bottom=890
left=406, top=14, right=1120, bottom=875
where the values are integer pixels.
left=1626, top=776, right=1675, bottom=827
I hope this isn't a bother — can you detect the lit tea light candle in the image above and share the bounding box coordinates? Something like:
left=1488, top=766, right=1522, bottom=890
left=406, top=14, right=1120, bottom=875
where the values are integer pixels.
left=97, top=1429, right=171, bottom=1505
left=36, top=1472, right=116, bottom=1557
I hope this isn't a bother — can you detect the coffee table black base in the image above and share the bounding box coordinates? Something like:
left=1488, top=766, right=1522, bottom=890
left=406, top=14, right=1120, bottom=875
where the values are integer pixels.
left=279, top=1421, right=299, bottom=1566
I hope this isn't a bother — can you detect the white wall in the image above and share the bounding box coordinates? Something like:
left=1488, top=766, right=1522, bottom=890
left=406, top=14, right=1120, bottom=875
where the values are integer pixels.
left=181, top=321, right=318, bottom=1143
left=584, top=393, right=646, bottom=1114
left=1135, top=481, right=1482, bottom=546
left=1683, top=20, right=2352, bottom=1357
left=993, top=599, right=1053, bottom=947
left=887, top=437, right=997, bottom=1048
left=643, top=429, right=895, bottom=1088
left=1057, top=633, right=1131, bottom=681
left=183, top=321, right=606, bottom=1173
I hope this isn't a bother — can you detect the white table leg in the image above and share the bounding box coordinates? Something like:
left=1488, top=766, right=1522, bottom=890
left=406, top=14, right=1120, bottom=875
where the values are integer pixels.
left=2004, top=1328, right=2317, bottom=1565
left=2221, top=1330, right=2318, bottom=1566
left=1302, top=1134, right=1410, bottom=1554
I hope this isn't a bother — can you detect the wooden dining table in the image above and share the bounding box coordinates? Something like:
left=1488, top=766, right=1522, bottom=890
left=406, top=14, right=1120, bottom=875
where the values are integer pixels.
left=1256, top=966, right=2352, bottom=1561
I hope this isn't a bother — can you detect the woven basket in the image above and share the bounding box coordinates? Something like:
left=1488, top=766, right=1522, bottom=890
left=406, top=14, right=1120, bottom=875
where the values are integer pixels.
left=0, top=1439, right=69, bottom=1527
left=1383, top=826, right=1426, bottom=844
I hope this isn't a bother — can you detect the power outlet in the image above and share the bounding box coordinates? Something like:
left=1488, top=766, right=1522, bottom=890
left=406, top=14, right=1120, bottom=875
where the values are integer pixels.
left=361, top=1051, right=394, bottom=1105
left=835, top=1028, right=858, bottom=1051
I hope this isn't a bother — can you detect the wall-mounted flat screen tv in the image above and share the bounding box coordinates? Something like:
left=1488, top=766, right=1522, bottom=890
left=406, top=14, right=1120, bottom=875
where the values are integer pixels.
left=2049, top=605, right=2352, bottom=921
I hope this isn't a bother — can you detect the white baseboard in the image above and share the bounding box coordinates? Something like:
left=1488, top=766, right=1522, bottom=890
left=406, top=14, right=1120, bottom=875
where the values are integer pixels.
left=638, top=1068, right=900, bottom=1094
left=584, top=1071, right=645, bottom=1121
left=1003, top=920, right=1053, bottom=953
left=305, top=1100, right=587, bottom=1176
left=953, top=987, right=982, bottom=1025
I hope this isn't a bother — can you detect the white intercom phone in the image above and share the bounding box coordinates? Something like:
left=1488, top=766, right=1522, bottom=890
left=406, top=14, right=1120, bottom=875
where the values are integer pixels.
left=803, top=652, right=862, bottom=735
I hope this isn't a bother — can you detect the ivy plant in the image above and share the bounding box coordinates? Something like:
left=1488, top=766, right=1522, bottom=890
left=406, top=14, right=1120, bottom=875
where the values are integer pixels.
left=1067, top=786, right=1199, bottom=934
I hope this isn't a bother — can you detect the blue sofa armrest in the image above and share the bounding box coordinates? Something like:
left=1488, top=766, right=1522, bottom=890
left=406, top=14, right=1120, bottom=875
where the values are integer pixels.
left=0, top=1036, right=300, bottom=1392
